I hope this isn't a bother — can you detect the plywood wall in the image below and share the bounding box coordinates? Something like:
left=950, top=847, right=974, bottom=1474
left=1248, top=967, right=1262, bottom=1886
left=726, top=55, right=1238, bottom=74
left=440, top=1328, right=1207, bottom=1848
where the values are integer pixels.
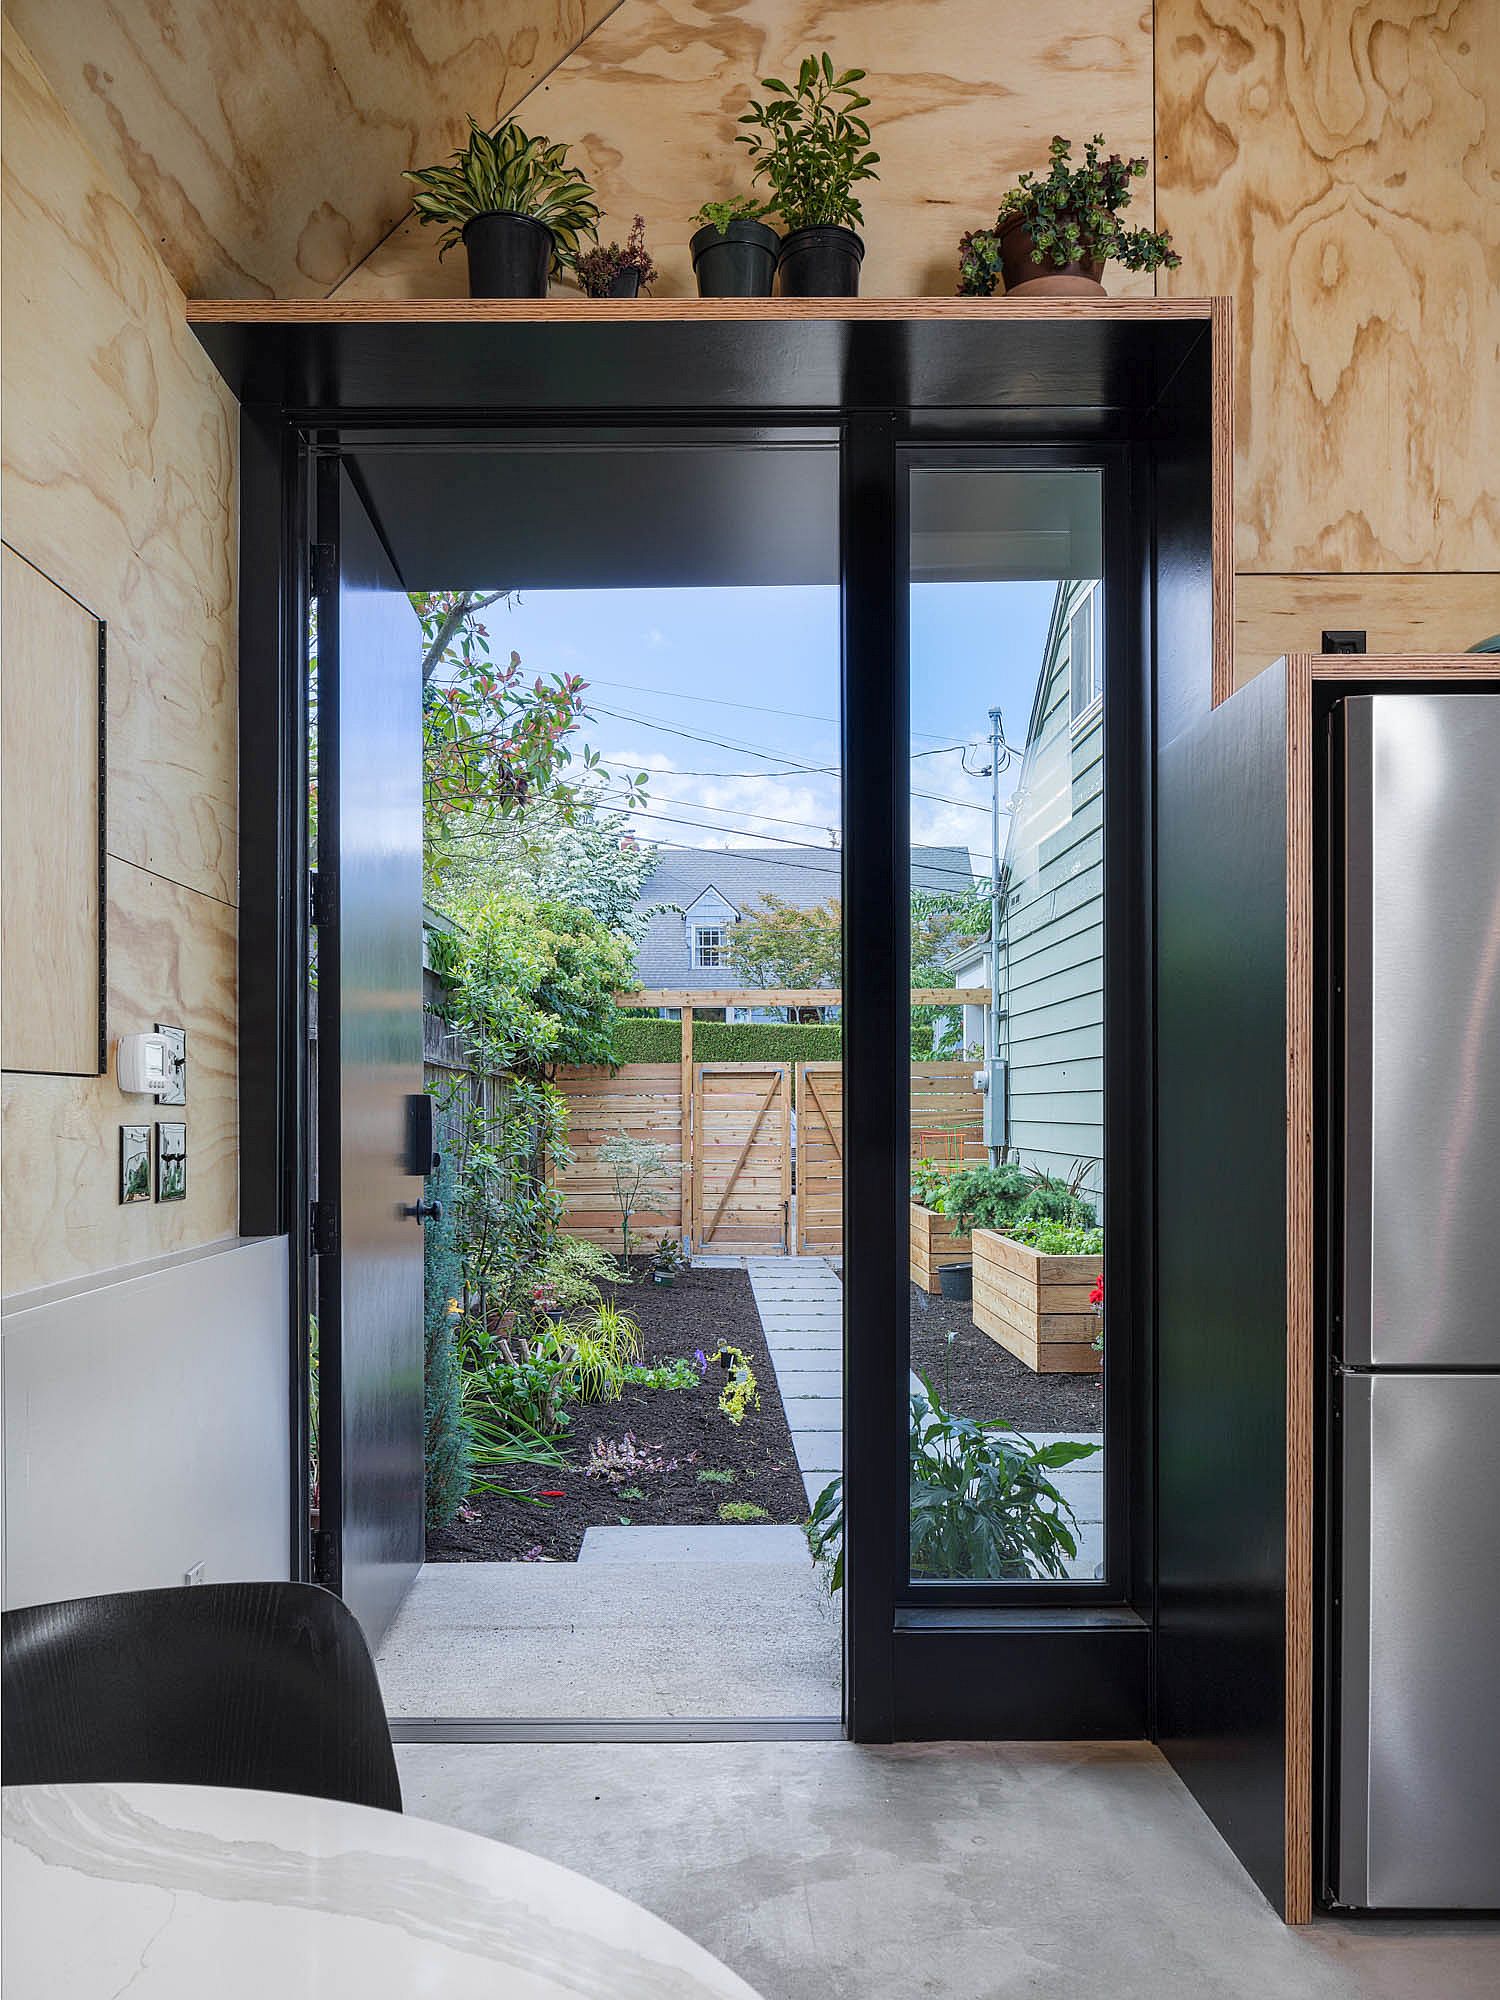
left=3, top=0, right=623, bottom=299
left=334, top=0, right=1156, bottom=300
left=2, top=29, right=240, bottom=1294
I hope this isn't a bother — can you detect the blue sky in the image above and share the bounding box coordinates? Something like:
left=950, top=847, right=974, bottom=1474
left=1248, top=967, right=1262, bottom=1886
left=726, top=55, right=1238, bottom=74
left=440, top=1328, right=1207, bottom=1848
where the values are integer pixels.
left=477, top=580, right=1058, bottom=879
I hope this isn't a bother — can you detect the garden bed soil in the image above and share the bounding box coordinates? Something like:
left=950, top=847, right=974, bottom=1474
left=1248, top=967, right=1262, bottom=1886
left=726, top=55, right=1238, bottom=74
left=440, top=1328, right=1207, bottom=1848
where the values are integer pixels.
left=909, top=1281, right=1102, bottom=1433
left=428, top=1260, right=809, bottom=1563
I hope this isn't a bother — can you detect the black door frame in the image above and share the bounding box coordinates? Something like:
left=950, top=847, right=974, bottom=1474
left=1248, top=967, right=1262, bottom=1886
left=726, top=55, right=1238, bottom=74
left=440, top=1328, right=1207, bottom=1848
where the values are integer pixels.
left=238, top=387, right=1161, bottom=1743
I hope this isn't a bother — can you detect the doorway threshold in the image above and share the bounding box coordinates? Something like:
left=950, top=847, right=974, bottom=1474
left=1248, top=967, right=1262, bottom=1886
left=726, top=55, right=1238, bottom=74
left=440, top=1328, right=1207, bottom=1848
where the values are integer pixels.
left=390, top=1717, right=844, bottom=1745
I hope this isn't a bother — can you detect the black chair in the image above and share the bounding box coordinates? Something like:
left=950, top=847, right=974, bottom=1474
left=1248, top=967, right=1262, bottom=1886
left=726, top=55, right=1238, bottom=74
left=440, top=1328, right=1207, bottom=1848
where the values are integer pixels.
left=2, top=1581, right=402, bottom=1813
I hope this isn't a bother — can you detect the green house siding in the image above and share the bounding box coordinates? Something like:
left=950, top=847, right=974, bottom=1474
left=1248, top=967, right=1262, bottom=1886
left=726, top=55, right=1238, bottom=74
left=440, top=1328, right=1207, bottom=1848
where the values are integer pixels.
left=998, top=578, right=1105, bottom=1221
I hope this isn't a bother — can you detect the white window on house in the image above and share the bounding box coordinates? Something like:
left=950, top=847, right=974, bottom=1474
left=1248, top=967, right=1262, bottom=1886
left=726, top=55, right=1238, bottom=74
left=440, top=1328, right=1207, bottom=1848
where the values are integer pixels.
left=1069, top=585, right=1102, bottom=724
left=692, top=923, right=729, bottom=968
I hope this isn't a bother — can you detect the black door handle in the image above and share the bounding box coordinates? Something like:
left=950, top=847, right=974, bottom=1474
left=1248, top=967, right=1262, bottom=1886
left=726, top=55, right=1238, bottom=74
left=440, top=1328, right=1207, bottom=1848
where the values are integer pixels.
left=401, top=1198, right=443, bottom=1223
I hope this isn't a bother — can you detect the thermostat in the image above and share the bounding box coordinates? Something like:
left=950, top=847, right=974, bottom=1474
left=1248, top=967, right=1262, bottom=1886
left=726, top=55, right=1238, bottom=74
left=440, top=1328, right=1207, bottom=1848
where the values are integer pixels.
left=117, top=1032, right=174, bottom=1096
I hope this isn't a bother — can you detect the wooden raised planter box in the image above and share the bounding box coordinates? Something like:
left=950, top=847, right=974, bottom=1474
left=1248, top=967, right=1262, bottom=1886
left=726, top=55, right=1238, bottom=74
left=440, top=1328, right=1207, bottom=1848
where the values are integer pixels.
left=909, top=1201, right=973, bottom=1294
left=972, top=1228, right=1102, bottom=1375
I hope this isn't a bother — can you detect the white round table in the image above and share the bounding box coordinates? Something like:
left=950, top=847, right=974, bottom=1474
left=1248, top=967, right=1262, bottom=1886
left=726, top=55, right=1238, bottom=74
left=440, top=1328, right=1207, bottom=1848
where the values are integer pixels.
left=2, top=1782, right=763, bottom=1998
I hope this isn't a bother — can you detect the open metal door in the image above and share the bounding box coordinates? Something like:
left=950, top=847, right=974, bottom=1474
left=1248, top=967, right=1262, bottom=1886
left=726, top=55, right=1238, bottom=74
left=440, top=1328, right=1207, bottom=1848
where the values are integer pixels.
left=313, top=460, right=426, bottom=1649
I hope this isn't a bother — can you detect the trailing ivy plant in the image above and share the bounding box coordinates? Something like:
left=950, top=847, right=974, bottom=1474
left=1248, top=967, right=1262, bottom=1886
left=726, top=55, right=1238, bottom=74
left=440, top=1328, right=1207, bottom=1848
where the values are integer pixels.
left=403, top=118, right=600, bottom=271
left=807, top=1375, right=1100, bottom=1588
left=957, top=134, right=1181, bottom=294
left=736, top=53, right=879, bottom=231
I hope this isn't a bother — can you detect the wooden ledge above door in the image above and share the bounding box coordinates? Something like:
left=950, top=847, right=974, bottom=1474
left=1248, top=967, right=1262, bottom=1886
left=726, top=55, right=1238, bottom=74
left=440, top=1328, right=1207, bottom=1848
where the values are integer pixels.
left=185, top=296, right=1216, bottom=325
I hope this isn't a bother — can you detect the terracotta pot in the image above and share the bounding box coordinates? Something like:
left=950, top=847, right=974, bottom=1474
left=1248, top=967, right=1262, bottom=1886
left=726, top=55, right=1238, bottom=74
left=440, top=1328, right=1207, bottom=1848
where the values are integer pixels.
left=998, top=215, right=1105, bottom=299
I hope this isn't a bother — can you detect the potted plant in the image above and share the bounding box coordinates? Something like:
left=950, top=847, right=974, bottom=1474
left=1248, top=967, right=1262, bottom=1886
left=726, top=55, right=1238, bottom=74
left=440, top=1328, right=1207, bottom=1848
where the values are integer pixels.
left=956, top=134, right=1181, bottom=299
left=575, top=215, right=658, bottom=299
left=403, top=117, right=600, bottom=298
left=689, top=197, right=781, bottom=297
left=651, top=1234, right=690, bottom=1286
left=737, top=53, right=879, bottom=297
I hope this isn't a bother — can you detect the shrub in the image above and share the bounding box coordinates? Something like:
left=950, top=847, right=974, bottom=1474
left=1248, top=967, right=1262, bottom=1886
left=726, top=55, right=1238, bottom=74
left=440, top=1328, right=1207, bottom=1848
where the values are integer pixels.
left=940, top=1162, right=1096, bottom=1236
left=608, top=1018, right=844, bottom=1065
left=720, top=1502, right=770, bottom=1523
left=807, top=1376, right=1100, bottom=1588
left=422, top=1152, right=471, bottom=1530
left=537, top=1234, right=623, bottom=1314
left=908, top=1158, right=953, bottom=1210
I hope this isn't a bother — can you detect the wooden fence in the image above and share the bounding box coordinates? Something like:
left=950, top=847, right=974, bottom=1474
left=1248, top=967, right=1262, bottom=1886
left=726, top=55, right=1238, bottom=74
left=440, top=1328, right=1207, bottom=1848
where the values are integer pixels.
left=553, top=1056, right=985, bottom=1258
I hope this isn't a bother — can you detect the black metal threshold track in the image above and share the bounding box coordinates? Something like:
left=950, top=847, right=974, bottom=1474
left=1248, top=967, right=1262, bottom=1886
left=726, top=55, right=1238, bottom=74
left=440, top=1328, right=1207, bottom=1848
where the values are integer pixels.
left=389, top=1717, right=845, bottom=1745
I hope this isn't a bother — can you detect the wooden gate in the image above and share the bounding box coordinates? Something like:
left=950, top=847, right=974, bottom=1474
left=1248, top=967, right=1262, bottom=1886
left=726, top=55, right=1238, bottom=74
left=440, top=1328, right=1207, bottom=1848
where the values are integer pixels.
left=795, top=1061, right=844, bottom=1255
left=693, top=1062, right=791, bottom=1255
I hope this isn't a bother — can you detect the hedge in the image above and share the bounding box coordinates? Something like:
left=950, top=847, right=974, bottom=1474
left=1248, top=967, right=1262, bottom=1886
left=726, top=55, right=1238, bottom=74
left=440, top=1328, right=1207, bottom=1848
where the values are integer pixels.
left=608, top=1018, right=842, bottom=1065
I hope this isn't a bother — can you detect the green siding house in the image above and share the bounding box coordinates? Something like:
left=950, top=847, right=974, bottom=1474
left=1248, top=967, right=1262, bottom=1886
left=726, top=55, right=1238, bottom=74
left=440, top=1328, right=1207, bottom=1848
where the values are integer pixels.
left=996, top=576, right=1105, bottom=1221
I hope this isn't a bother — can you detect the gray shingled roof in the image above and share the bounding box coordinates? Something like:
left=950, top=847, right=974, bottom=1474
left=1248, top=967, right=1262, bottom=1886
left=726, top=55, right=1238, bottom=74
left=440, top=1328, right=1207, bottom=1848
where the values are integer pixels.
left=633, top=844, right=977, bottom=989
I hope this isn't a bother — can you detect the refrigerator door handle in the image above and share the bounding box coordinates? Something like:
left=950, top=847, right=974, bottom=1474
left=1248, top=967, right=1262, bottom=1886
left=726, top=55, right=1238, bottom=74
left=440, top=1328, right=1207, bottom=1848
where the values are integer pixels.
left=1340, top=698, right=1377, bottom=1369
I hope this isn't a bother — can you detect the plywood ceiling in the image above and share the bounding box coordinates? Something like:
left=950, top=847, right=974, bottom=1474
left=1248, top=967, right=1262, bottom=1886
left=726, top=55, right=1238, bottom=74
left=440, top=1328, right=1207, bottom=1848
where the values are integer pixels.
left=2, top=0, right=623, bottom=297
left=334, top=0, right=1155, bottom=300
left=1157, top=0, right=1499, bottom=576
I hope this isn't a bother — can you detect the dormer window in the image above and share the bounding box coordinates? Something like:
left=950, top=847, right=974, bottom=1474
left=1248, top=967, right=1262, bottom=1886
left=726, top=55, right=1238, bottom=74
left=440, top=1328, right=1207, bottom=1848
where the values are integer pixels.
left=692, top=923, right=729, bottom=969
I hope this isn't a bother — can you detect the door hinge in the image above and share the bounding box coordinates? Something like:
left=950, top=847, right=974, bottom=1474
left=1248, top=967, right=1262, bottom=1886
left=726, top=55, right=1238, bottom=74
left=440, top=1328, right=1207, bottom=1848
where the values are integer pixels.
left=311, top=1527, right=339, bottom=1587
left=311, top=1199, right=339, bottom=1256
left=309, top=869, right=335, bottom=929
left=310, top=541, right=337, bottom=601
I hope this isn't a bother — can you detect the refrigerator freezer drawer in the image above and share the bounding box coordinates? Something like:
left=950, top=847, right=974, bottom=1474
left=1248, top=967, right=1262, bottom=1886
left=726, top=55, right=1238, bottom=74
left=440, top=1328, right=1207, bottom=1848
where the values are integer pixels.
left=1341, top=694, right=1500, bottom=1369
left=1337, top=1373, right=1500, bottom=1909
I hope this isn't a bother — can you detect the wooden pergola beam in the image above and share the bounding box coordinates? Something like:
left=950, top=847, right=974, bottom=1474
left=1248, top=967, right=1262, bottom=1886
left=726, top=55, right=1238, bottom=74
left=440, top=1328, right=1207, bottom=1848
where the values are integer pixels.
left=615, top=987, right=991, bottom=1008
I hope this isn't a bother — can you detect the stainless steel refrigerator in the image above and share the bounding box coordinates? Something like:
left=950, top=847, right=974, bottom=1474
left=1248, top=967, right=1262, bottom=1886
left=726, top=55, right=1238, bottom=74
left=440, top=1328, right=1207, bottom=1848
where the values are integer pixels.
left=1328, top=692, right=1500, bottom=1910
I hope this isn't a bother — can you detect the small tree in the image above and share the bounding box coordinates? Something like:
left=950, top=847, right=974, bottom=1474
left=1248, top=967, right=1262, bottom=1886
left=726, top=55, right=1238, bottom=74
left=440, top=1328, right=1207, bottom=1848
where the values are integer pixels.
left=599, top=1133, right=671, bottom=1267
left=422, top=1147, right=471, bottom=1529
left=731, top=894, right=841, bottom=1016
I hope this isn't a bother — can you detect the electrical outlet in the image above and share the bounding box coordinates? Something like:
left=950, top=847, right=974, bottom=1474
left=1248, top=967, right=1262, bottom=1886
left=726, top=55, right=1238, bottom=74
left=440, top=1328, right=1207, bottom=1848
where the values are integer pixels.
left=184, top=1561, right=205, bottom=1586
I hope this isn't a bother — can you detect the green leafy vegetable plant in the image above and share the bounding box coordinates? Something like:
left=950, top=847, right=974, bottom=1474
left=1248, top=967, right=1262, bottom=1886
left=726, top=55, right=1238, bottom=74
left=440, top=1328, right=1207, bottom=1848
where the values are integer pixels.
left=404, top=118, right=600, bottom=270
left=736, top=52, right=879, bottom=230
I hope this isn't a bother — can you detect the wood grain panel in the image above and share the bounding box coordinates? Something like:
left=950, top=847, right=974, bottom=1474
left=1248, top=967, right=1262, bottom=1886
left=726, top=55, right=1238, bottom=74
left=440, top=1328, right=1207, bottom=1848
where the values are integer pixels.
left=3, top=31, right=238, bottom=905
left=1158, top=0, right=1500, bottom=575
left=1, top=548, right=102, bottom=1076
left=6, top=0, right=622, bottom=299
left=335, top=0, right=1154, bottom=300
left=2, top=30, right=240, bottom=1293
left=1236, top=573, right=1500, bottom=686
left=1, top=859, right=238, bottom=1295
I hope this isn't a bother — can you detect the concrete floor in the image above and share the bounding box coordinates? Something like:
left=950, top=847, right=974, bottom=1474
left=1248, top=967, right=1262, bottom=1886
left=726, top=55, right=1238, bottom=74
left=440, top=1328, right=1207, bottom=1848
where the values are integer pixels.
left=374, top=1555, right=841, bottom=1718
left=396, top=1739, right=1500, bottom=2000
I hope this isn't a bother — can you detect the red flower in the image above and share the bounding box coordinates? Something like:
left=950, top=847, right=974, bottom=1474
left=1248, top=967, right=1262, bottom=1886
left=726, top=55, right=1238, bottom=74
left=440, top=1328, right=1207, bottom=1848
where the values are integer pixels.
left=1089, top=1274, right=1104, bottom=1308
left=538, top=1489, right=566, bottom=1499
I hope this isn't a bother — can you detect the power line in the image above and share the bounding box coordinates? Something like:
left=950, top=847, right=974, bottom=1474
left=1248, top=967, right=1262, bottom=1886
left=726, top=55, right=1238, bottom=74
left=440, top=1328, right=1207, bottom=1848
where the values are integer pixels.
left=579, top=673, right=964, bottom=747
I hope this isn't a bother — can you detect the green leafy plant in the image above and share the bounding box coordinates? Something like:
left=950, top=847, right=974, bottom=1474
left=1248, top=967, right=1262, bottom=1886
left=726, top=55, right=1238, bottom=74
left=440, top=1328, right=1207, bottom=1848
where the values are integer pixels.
left=622, top=1356, right=700, bottom=1391
left=908, top=1158, right=955, bottom=1211
left=697, top=1467, right=736, bottom=1487
left=940, top=1161, right=1096, bottom=1236
left=808, top=1376, right=1099, bottom=1589
left=957, top=134, right=1180, bottom=295
left=691, top=195, right=769, bottom=232
left=460, top=1371, right=570, bottom=1500
left=403, top=118, right=600, bottom=270
left=652, top=1235, right=691, bottom=1276
left=575, top=215, right=658, bottom=297
left=707, top=1344, right=760, bottom=1427
left=536, top=1234, right=626, bottom=1316
left=599, top=1132, right=672, bottom=1266
left=736, top=53, right=879, bottom=231
left=423, top=1150, right=472, bottom=1530
left=720, top=1501, right=770, bottom=1523
left=1002, top=1218, right=1104, bottom=1256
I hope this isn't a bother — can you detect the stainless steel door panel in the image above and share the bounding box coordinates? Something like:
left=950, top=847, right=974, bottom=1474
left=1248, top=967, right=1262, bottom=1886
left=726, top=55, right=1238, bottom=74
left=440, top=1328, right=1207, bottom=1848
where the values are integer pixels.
left=1342, top=695, right=1500, bottom=1368
left=1337, top=1374, right=1500, bottom=1908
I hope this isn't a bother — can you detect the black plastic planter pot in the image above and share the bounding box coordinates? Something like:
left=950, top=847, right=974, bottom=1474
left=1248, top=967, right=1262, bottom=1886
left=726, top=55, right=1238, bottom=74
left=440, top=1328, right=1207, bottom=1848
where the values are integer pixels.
left=938, top=1262, right=973, bottom=1302
left=462, top=211, right=553, bottom=298
left=690, top=219, right=781, bottom=298
left=776, top=225, right=865, bottom=297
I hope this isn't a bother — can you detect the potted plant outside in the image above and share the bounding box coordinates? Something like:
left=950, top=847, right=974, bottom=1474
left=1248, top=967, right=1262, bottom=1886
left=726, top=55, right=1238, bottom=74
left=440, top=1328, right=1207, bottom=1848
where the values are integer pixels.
left=575, top=215, right=659, bottom=299
left=689, top=197, right=781, bottom=297
left=404, top=118, right=600, bottom=298
left=737, top=53, right=879, bottom=297
left=957, top=134, right=1181, bottom=300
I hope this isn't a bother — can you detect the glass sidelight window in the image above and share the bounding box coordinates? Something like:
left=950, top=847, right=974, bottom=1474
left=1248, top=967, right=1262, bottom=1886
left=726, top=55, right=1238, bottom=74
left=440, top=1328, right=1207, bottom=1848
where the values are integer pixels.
left=906, top=463, right=1107, bottom=1588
